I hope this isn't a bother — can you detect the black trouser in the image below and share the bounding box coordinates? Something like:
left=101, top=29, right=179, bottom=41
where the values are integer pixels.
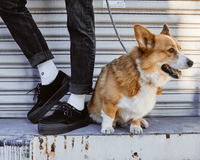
left=0, top=0, right=96, bottom=94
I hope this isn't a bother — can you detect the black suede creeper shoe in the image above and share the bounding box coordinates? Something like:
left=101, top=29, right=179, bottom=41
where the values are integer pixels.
left=27, top=71, right=70, bottom=124
left=38, top=102, right=89, bottom=135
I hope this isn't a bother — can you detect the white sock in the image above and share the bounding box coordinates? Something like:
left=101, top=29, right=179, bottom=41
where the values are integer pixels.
left=37, top=60, right=59, bottom=85
left=67, top=94, right=86, bottom=111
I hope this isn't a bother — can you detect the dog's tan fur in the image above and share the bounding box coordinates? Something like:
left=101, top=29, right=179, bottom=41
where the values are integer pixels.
left=87, top=24, right=193, bottom=134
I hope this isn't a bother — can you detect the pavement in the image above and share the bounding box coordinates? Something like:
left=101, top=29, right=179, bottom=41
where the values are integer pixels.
left=0, top=117, right=200, bottom=136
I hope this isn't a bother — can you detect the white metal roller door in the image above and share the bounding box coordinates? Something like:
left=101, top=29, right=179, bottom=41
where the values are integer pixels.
left=0, top=0, right=199, bottom=118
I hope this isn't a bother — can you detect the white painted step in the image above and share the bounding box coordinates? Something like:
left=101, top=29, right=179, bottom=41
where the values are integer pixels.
left=0, top=117, right=200, bottom=160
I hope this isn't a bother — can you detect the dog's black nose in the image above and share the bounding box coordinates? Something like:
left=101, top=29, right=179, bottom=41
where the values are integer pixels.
left=187, top=59, right=194, bottom=67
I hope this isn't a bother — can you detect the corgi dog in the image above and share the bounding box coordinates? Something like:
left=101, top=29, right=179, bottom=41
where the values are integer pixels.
left=87, top=24, right=194, bottom=134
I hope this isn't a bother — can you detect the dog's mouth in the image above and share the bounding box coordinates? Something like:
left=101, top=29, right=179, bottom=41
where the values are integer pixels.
left=161, top=64, right=182, bottom=79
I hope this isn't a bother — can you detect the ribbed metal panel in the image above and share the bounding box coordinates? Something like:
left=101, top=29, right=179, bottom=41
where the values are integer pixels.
left=0, top=0, right=199, bottom=118
left=0, top=138, right=30, bottom=160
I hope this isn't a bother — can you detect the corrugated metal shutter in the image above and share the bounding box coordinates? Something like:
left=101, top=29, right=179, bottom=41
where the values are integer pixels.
left=0, top=0, right=199, bottom=118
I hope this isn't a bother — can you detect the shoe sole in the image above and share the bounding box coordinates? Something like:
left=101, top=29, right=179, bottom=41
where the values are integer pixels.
left=28, top=79, right=70, bottom=124
left=38, top=116, right=89, bottom=135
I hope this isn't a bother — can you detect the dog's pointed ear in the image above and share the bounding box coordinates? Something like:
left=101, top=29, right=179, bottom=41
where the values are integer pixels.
left=160, top=24, right=171, bottom=36
left=134, top=24, right=155, bottom=49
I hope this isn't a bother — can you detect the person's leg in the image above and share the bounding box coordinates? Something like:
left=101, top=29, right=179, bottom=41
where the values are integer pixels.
left=0, top=0, right=70, bottom=123
left=66, top=0, right=96, bottom=111
left=37, top=60, right=59, bottom=85
left=0, top=0, right=54, bottom=67
left=67, top=94, right=86, bottom=110
left=38, top=0, right=96, bottom=135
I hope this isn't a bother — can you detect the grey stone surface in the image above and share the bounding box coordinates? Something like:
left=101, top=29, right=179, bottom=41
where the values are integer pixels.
left=0, top=117, right=200, bottom=136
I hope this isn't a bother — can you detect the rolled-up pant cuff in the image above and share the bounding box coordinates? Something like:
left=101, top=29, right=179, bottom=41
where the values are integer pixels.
left=70, top=83, right=93, bottom=94
left=28, top=50, right=54, bottom=68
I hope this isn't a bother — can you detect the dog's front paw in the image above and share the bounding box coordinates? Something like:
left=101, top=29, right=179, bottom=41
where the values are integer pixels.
left=141, top=119, right=149, bottom=128
left=101, top=126, right=115, bottom=134
left=130, top=125, right=143, bottom=134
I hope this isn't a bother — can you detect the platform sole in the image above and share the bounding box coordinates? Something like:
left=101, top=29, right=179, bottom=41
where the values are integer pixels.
left=38, top=116, right=89, bottom=135
left=28, top=79, right=70, bottom=124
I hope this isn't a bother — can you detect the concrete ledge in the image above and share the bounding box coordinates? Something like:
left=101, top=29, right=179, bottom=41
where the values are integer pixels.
left=1, top=117, right=200, bottom=135
left=0, top=117, right=200, bottom=160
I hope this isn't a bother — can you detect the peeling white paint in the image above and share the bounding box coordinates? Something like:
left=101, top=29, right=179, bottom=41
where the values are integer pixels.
left=0, top=134, right=200, bottom=160
left=30, top=134, right=200, bottom=160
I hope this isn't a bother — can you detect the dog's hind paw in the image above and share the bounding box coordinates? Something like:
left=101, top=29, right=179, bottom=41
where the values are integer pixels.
left=130, top=125, right=143, bottom=134
left=141, top=119, right=149, bottom=128
left=101, top=126, right=115, bottom=134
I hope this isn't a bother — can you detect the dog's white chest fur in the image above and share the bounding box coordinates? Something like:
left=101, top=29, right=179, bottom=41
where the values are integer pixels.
left=117, top=81, right=157, bottom=121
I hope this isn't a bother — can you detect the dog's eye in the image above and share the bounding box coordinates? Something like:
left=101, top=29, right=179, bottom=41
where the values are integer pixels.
left=168, top=48, right=175, bottom=53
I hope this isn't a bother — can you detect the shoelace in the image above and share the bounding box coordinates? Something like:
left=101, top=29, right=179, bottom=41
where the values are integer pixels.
left=55, top=102, right=81, bottom=118
left=56, top=102, right=73, bottom=118
left=26, top=83, right=41, bottom=101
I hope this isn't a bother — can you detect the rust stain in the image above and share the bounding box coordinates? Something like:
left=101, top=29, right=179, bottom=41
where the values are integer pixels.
left=39, top=137, right=44, bottom=150
left=51, top=143, right=55, bottom=152
left=48, top=138, right=56, bottom=158
left=44, top=137, right=48, bottom=155
left=132, top=152, right=138, bottom=158
left=64, top=136, right=67, bottom=149
left=72, top=138, right=75, bottom=148
left=85, top=142, right=89, bottom=150
left=84, top=155, right=88, bottom=159
left=43, top=137, right=56, bottom=159
left=130, top=134, right=134, bottom=138
left=64, top=141, right=67, bottom=150
left=81, top=136, right=84, bottom=144
left=86, top=135, right=89, bottom=139
left=166, top=134, right=170, bottom=139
